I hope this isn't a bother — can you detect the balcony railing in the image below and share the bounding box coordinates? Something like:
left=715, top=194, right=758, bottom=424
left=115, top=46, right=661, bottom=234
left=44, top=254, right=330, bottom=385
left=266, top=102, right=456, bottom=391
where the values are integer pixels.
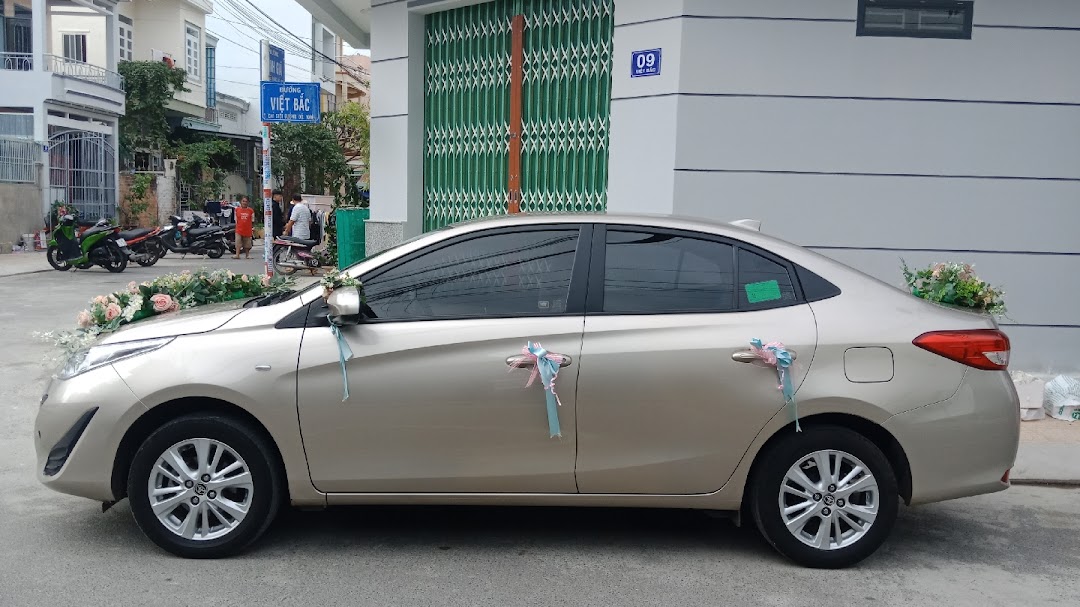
left=1, top=52, right=33, bottom=71
left=44, top=54, right=125, bottom=91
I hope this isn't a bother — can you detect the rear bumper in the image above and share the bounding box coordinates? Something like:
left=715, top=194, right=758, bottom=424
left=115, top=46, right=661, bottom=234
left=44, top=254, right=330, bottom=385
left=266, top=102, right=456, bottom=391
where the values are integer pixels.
left=884, top=370, right=1020, bottom=506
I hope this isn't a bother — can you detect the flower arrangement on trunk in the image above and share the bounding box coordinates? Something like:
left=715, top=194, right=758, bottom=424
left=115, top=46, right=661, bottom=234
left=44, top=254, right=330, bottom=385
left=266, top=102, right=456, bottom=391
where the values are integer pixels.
left=901, top=260, right=1006, bottom=316
left=42, top=268, right=294, bottom=355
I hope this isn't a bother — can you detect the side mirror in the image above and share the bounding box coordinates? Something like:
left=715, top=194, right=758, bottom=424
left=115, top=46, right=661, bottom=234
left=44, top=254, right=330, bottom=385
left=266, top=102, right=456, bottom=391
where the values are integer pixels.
left=327, top=287, right=363, bottom=326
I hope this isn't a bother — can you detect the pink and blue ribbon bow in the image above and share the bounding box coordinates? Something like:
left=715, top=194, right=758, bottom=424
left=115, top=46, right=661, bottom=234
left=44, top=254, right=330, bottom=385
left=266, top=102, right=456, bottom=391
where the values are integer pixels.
left=328, top=320, right=353, bottom=402
left=510, top=342, right=564, bottom=438
left=750, top=338, right=800, bottom=432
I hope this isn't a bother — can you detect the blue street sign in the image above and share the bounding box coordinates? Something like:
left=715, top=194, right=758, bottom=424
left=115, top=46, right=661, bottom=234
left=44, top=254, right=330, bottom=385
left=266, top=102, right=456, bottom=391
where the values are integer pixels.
left=630, top=48, right=661, bottom=78
left=268, top=45, right=285, bottom=82
left=260, top=82, right=321, bottom=123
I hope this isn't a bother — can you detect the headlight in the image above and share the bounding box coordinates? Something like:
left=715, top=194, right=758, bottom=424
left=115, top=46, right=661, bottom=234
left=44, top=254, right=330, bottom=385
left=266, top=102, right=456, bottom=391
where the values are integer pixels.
left=58, top=337, right=174, bottom=380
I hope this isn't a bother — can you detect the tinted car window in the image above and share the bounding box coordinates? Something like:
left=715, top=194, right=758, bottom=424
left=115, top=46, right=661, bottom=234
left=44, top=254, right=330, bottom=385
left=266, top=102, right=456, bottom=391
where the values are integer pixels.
left=362, top=229, right=579, bottom=320
left=603, top=230, right=735, bottom=313
left=737, top=247, right=798, bottom=308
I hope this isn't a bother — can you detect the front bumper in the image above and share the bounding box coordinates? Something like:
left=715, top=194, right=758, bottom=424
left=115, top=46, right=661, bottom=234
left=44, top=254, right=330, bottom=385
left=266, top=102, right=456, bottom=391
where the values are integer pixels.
left=34, top=365, right=148, bottom=502
left=884, top=369, right=1020, bottom=506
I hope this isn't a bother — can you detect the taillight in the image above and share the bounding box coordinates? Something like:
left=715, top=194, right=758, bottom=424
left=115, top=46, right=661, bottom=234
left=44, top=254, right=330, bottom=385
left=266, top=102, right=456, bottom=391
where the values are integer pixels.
left=913, top=329, right=1010, bottom=370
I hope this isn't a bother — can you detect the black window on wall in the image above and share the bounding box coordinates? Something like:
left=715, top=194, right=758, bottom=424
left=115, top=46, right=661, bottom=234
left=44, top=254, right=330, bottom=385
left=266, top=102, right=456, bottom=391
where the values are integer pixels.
left=856, top=0, right=974, bottom=40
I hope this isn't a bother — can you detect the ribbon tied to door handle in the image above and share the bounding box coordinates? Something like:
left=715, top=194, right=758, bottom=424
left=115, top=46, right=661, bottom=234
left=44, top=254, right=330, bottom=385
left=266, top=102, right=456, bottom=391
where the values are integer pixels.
left=750, top=338, right=800, bottom=432
left=508, top=342, right=565, bottom=438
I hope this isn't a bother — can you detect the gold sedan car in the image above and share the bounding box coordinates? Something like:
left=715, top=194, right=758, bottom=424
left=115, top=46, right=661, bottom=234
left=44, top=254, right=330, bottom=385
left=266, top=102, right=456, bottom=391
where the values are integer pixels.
left=35, top=214, right=1019, bottom=568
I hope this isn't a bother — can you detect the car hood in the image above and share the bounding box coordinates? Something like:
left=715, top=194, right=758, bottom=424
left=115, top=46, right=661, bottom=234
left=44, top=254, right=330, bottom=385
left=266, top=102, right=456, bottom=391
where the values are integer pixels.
left=97, top=300, right=248, bottom=345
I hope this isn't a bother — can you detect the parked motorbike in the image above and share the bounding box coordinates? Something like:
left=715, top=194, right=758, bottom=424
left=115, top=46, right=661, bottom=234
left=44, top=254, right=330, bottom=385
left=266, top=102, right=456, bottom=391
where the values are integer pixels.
left=119, top=225, right=166, bottom=267
left=47, top=216, right=131, bottom=273
left=155, top=214, right=227, bottom=258
left=272, top=235, right=320, bottom=275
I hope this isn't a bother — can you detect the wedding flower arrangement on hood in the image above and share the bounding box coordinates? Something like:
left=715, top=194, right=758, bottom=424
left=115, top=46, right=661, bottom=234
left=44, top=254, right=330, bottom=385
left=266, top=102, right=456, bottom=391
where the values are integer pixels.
left=41, top=268, right=294, bottom=356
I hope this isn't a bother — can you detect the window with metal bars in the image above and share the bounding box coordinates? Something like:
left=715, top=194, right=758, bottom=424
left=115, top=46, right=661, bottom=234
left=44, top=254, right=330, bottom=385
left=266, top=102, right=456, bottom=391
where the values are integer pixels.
left=62, top=33, right=87, bottom=62
left=185, top=24, right=200, bottom=78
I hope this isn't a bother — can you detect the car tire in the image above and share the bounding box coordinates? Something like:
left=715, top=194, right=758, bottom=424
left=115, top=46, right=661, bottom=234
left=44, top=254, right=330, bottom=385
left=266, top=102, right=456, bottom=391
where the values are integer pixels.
left=750, top=425, right=898, bottom=569
left=127, top=414, right=282, bottom=559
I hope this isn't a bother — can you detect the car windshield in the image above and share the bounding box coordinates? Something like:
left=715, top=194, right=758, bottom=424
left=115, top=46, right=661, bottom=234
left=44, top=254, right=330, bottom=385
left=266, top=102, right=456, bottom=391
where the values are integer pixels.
left=246, top=228, right=448, bottom=308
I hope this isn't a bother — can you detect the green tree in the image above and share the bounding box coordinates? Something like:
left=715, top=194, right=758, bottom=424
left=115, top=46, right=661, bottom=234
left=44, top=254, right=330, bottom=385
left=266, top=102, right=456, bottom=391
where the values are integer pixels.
left=325, top=101, right=371, bottom=182
left=171, top=138, right=240, bottom=204
left=117, top=61, right=188, bottom=160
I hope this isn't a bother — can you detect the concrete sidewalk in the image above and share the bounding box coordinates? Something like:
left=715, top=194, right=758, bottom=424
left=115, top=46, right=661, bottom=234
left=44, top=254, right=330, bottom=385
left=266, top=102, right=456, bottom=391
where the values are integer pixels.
left=0, top=241, right=269, bottom=278
left=1013, top=375, right=1080, bottom=485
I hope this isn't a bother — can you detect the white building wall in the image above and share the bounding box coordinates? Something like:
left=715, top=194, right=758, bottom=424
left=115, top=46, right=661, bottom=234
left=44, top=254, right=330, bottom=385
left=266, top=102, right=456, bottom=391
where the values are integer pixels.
left=48, top=5, right=107, bottom=68
left=608, top=0, right=1080, bottom=371
left=121, top=0, right=210, bottom=111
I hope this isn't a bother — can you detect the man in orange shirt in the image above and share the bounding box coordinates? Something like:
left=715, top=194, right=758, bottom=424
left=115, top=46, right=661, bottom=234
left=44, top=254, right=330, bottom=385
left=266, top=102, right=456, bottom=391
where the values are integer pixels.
left=233, top=196, right=255, bottom=259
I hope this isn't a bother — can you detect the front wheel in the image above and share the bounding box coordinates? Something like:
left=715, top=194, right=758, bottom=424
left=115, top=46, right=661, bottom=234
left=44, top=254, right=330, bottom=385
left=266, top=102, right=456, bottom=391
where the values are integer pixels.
left=127, top=414, right=282, bottom=558
left=750, top=425, right=899, bottom=569
left=46, top=245, right=72, bottom=271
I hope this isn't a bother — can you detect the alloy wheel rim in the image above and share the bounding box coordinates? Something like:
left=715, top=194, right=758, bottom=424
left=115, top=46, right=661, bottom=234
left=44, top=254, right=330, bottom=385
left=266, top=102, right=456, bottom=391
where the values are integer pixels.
left=148, top=438, right=254, bottom=541
left=778, top=449, right=879, bottom=551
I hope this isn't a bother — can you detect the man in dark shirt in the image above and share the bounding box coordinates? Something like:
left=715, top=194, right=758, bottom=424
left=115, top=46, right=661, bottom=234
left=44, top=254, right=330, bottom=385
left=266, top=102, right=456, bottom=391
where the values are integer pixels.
left=271, top=190, right=286, bottom=237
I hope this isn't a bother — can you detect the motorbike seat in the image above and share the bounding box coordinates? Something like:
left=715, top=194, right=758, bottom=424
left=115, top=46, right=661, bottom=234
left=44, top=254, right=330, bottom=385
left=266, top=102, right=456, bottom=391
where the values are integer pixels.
left=187, top=226, right=221, bottom=237
left=118, top=228, right=155, bottom=240
left=81, top=225, right=113, bottom=238
left=281, top=235, right=316, bottom=247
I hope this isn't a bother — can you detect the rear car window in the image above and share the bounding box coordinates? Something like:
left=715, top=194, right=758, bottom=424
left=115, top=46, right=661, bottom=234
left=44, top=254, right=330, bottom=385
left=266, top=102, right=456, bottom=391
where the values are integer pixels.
left=737, top=248, right=798, bottom=308
left=603, top=230, right=736, bottom=313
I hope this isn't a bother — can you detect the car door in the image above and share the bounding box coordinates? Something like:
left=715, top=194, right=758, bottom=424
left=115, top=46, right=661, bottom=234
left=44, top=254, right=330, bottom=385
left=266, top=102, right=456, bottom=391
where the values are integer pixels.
left=575, top=225, right=818, bottom=495
left=296, top=224, right=590, bottom=493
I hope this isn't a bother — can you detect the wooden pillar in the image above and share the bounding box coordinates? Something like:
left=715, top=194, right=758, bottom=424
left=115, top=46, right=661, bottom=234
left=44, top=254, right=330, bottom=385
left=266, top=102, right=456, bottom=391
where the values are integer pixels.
left=507, top=13, right=524, bottom=214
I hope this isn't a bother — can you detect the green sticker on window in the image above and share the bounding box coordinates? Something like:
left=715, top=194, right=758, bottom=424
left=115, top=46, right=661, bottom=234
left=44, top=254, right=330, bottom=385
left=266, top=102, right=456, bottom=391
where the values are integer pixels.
left=745, top=280, right=783, bottom=303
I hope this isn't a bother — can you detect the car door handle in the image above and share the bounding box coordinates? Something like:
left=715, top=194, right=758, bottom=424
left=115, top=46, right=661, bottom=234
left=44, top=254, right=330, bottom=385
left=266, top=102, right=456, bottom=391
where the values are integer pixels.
left=506, top=354, right=573, bottom=368
left=732, top=349, right=797, bottom=364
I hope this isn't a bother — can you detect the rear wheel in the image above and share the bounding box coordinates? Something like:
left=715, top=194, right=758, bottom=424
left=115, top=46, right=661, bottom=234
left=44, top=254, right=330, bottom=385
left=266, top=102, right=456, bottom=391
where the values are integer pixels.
left=272, top=245, right=297, bottom=275
left=750, top=425, right=898, bottom=569
left=46, top=245, right=72, bottom=271
left=102, top=242, right=128, bottom=273
left=127, top=414, right=282, bottom=558
left=135, top=244, right=161, bottom=267
left=206, top=242, right=225, bottom=259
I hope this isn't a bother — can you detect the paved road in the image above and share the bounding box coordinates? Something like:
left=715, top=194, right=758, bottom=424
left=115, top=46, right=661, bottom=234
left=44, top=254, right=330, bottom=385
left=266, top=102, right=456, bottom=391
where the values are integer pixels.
left=2, top=259, right=1079, bottom=607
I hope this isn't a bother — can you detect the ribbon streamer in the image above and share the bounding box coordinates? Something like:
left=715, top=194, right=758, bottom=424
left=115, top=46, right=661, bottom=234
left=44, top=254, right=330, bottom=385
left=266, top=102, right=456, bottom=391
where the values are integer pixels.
left=750, top=338, right=801, bottom=432
left=510, top=342, right=564, bottom=438
left=328, top=319, right=354, bottom=402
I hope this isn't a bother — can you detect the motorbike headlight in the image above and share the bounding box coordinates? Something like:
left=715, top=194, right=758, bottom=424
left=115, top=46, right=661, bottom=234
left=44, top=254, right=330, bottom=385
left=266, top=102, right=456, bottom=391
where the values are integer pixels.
left=58, top=337, right=174, bottom=380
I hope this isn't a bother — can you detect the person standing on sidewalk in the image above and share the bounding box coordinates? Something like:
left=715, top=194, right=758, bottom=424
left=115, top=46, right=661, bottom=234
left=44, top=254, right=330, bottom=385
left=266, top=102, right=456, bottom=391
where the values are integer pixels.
left=271, top=190, right=286, bottom=238
left=284, top=194, right=312, bottom=240
left=233, top=196, right=255, bottom=259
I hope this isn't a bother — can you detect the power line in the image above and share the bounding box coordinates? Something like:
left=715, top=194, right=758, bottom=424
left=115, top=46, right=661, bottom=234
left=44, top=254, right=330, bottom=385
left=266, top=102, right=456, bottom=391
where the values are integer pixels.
left=207, top=29, right=318, bottom=74
left=231, top=0, right=369, bottom=80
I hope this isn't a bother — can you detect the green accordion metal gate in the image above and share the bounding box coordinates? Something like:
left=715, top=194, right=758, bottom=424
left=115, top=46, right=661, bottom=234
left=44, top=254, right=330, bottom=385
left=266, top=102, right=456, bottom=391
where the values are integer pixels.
left=423, top=0, right=614, bottom=231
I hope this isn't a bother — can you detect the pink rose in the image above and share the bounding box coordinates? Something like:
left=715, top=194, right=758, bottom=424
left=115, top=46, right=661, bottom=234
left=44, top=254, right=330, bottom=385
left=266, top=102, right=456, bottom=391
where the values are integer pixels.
left=261, top=275, right=271, bottom=287
left=127, top=281, right=139, bottom=294
left=169, top=301, right=180, bottom=312
left=93, top=295, right=109, bottom=305
left=76, top=310, right=93, bottom=328
left=150, top=293, right=174, bottom=313
left=104, top=303, right=122, bottom=321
